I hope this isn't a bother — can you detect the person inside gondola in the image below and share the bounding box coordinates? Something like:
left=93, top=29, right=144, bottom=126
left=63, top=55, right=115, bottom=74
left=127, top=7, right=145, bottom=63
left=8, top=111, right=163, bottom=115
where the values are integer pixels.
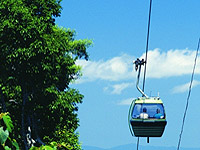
left=139, top=107, right=149, bottom=119
left=154, top=108, right=164, bottom=119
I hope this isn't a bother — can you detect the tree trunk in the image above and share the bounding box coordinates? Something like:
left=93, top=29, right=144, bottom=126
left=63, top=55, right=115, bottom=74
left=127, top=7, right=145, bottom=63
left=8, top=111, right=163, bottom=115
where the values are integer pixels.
left=27, top=115, right=36, bottom=147
left=21, top=89, right=29, bottom=150
left=22, top=89, right=45, bottom=149
left=0, top=88, right=6, bottom=112
left=32, top=113, right=45, bottom=146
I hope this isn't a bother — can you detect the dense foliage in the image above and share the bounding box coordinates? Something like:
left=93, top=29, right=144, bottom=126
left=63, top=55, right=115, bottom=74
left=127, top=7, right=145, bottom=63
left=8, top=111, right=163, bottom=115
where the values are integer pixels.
left=0, top=0, right=92, bottom=149
left=0, top=113, right=19, bottom=149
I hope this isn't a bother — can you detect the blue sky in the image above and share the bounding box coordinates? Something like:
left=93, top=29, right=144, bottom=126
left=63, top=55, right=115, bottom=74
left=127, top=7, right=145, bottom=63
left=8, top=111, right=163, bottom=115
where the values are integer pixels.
left=56, top=0, right=200, bottom=149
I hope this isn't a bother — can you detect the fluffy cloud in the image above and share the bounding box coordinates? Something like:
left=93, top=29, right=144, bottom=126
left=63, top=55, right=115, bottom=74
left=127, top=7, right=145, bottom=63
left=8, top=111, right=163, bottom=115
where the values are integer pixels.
left=144, top=48, right=200, bottom=78
left=76, top=54, right=135, bottom=82
left=76, top=49, right=200, bottom=83
left=104, top=82, right=134, bottom=95
left=172, top=80, right=200, bottom=93
left=117, top=98, right=134, bottom=105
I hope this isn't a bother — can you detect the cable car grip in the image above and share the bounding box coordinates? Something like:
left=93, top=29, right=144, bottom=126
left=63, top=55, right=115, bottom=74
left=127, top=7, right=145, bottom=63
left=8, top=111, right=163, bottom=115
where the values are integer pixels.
left=133, top=58, right=148, bottom=98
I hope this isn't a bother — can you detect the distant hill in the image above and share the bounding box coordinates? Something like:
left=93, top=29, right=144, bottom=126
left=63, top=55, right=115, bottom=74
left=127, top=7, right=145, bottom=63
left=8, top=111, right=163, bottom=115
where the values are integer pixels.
left=82, top=144, right=200, bottom=150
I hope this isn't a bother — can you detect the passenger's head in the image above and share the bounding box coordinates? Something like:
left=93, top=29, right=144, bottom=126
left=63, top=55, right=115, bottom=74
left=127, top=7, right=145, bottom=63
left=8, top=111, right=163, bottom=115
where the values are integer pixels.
left=143, top=107, right=147, bottom=113
left=156, top=109, right=160, bottom=113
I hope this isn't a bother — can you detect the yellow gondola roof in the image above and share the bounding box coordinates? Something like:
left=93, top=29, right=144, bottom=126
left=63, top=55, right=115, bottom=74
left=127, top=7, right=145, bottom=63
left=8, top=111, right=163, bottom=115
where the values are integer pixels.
left=134, top=97, right=163, bottom=104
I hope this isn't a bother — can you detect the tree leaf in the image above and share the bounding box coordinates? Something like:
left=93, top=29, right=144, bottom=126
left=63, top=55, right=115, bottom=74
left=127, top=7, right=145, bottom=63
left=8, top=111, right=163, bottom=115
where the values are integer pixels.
left=4, top=146, right=11, bottom=150
left=42, top=145, right=55, bottom=150
left=0, top=127, right=9, bottom=145
left=12, top=139, right=20, bottom=150
left=2, top=114, right=13, bottom=132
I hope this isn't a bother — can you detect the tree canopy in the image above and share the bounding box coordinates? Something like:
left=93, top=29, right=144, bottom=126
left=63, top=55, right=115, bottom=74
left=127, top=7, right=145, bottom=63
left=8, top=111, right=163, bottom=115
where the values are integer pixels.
left=0, top=0, right=92, bottom=149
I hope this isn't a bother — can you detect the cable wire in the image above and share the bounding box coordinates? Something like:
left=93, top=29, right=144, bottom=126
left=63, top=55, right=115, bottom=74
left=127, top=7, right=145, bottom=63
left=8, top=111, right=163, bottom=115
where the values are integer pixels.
left=177, top=38, right=200, bottom=150
left=137, top=0, right=153, bottom=149
left=142, top=0, right=153, bottom=92
left=137, top=137, right=139, bottom=150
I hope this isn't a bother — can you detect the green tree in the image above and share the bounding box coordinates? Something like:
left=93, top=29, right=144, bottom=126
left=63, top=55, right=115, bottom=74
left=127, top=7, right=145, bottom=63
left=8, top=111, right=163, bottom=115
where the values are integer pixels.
left=0, top=0, right=92, bottom=149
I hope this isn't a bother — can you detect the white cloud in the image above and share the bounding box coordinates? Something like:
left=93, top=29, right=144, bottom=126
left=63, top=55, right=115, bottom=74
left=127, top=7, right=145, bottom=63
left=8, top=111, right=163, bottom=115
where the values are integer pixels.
left=144, top=48, right=200, bottom=78
left=76, top=49, right=200, bottom=83
left=172, top=80, right=200, bottom=94
left=104, top=82, right=134, bottom=95
left=111, top=83, right=134, bottom=94
left=117, top=98, right=134, bottom=105
left=76, top=54, right=135, bottom=82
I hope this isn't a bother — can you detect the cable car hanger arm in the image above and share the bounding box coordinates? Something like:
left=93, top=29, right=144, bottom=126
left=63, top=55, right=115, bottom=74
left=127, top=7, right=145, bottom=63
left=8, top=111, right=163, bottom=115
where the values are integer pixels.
left=134, top=58, right=148, bottom=98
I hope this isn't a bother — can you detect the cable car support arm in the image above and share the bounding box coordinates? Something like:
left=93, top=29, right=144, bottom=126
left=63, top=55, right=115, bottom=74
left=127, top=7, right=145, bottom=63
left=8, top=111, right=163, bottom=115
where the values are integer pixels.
left=134, top=58, right=148, bottom=98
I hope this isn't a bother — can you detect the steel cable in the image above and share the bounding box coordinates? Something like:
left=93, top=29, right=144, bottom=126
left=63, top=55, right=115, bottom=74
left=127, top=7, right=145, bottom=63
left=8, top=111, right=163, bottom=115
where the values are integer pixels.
left=137, top=0, right=153, bottom=149
left=142, top=0, right=153, bottom=92
left=177, top=38, right=200, bottom=150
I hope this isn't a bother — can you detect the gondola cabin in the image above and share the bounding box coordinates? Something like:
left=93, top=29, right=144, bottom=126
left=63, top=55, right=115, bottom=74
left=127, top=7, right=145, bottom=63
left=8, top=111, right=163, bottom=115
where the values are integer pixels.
left=128, top=97, right=167, bottom=137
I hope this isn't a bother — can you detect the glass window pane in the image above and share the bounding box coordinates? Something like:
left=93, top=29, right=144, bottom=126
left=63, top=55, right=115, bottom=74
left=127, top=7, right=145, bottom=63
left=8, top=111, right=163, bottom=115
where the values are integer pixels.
left=132, top=104, right=141, bottom=118
left=132, top=103, right=165, bottom=119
